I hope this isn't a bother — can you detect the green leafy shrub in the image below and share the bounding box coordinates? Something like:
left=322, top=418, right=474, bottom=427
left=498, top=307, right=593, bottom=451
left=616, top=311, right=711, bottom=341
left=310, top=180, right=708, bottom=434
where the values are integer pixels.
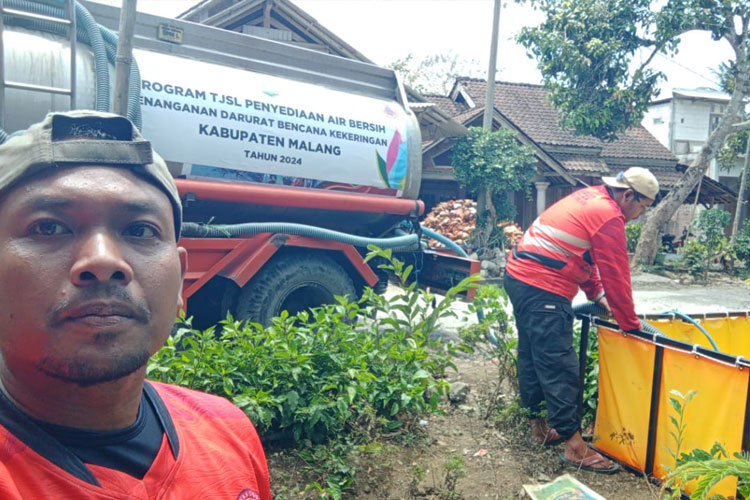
left=150, top=254, right=475, bottom=444
left=439, top=455, right=467, bottom=500
left=732, top=223, right=750, bottom=272
left=461, top=285, right=518, bottom=417
left=661, top=389, right=750, bottom=500
left=452, top=126, right=537, bottom=247
left=573, top=322, right=599, bottom=429
left=298, top=442, right=357, bottom=500
left=148, top=247, right=478, bottom=499
left=678, top=240, right=708, bottom=278
left=665, top=389, right=698, bottom=470
left=676, top=209, right=733, bottom=280
left=663, top=452, right=750, bottom=500
left=696, top=207, right=732, bottom=280
left=626, top=221, right=642, bottom=253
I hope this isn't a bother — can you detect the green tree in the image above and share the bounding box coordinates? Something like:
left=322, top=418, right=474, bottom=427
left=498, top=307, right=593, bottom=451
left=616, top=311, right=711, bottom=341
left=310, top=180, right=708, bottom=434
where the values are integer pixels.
left=452, top=127, right=538, bottom=248
left=518, top=0, right=750, bottom=265
left=388, top=51, right=484, bottom=95
left=718, top=129, right=749, bottom=172
left=695, top=207, right=732, bottom=281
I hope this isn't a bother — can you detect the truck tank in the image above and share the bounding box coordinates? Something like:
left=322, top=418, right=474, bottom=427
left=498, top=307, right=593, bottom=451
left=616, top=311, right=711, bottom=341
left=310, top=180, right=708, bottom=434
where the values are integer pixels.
left=1, top=1, right=423, bottom=233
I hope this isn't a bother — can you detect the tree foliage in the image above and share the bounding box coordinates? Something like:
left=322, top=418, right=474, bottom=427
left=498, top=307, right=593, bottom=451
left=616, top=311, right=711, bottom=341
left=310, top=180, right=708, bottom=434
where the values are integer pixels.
left=453, top=127, right=537, bottom=246
left=518, top=0, right=664, bottom=141
left=695, top=207, right=732, bottom=280
left=718, top=129, right=748, bottom=171
left=518, top=0, right=750, bottom=264
left=518, top=0, right=744, bottom=141
left=452, top=126, right=538, bottom=220
left=388, top=51, right=484, bottom=95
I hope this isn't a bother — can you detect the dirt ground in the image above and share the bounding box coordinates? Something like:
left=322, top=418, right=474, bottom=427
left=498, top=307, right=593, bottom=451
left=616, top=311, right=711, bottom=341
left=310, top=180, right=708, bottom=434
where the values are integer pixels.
left=266, top=354, right=657, bottom=499
left=265, top=275, right=750, bottom=499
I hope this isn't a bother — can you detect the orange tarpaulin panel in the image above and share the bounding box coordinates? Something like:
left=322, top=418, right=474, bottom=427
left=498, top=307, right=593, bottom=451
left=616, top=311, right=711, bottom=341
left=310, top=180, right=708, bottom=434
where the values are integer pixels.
left=651, top=347, right=748, bottom=497
left=593, top=326, right=655, bottom=470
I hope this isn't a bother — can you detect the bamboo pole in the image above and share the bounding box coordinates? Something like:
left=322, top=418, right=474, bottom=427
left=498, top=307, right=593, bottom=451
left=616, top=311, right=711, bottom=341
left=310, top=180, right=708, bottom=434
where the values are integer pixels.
left=684, top=175, right=704, bottom=248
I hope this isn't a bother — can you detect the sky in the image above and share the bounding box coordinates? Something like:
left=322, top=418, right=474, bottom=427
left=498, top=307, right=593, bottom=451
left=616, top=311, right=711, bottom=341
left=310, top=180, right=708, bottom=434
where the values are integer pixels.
left=94, top=0, right=735, bottom=98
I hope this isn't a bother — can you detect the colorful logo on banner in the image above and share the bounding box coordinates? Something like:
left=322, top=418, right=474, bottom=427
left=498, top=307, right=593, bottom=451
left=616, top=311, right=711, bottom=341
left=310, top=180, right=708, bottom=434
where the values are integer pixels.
left=376, top=129, right=407, bottom=189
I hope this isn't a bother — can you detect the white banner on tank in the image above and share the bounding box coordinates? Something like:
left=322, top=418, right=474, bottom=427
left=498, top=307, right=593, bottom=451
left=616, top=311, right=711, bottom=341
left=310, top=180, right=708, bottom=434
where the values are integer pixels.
left=135, top=49, right=411, bottom=192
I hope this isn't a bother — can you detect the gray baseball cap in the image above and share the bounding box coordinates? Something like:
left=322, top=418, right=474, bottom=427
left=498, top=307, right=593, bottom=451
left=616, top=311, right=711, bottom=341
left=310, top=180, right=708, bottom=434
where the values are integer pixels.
left=0, top=110, right=182, bottom=238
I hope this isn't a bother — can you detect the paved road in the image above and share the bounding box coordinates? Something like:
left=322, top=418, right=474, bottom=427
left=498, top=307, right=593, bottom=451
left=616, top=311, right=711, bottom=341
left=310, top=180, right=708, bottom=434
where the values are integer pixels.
left=628, top=272, right=750, bottom=314
left=429, top=272, right=750, bottom=332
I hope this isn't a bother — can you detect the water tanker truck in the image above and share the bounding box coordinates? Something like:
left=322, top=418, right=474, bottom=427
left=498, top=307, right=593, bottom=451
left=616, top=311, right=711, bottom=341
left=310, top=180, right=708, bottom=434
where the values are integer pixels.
left=0, top=0, right=479, bottom=327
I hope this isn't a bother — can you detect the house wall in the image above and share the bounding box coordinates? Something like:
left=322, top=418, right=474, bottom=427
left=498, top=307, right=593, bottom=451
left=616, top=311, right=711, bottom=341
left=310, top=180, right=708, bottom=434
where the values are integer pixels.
left=643, top=102, right=672, bottom=149
left=672, top=98, right=729, bottom=179
left=664, top=204, right=694, bottom=239
left=720, top=158, right=745, bottom=178
left=512, top=183, right=578, bottom=229
left=645, top=96, right=736, bottom=185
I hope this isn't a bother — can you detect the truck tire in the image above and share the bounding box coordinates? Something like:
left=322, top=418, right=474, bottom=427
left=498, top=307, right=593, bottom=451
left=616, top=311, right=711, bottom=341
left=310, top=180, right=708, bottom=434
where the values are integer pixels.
left=236, top=254, right=356, bottom=326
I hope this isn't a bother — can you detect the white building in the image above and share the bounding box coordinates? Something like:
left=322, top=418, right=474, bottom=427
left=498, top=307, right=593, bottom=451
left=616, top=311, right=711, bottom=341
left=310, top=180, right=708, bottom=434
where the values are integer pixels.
left=643, top=87, right=743, bottom=236
left=643, top=87, right=740, bottom=184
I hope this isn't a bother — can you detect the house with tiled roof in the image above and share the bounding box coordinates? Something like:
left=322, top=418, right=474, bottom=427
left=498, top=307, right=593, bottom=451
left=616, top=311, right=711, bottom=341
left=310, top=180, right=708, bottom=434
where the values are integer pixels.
left=422, top=78, right=735, bottom=227
left=177, top=0, right=734, bottom=230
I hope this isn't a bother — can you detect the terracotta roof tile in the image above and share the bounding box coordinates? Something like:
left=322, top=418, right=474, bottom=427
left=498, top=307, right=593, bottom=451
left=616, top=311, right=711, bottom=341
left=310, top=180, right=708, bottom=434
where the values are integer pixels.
left=457, top=79, right=601, bottom=148
left=454, top=78, right=676, bottom=162
left=600, top=127, right=675, bottom=161
left=453, top=107, right=484, bottom=125
left=554, top=154, right=610, bottom=174
left=422, top=95, right=471, bottom=118
left=648, top=165, right=683, bottom=187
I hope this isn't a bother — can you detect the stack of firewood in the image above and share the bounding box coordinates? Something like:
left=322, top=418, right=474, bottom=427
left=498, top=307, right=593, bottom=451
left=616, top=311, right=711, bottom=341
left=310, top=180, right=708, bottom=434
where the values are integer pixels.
left=421, top=200, right=524, bottom=248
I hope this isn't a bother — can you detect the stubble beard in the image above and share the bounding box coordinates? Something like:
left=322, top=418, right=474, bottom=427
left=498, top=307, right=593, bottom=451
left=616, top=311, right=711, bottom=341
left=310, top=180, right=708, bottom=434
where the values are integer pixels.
left=37, top=331, right=151, bottom=387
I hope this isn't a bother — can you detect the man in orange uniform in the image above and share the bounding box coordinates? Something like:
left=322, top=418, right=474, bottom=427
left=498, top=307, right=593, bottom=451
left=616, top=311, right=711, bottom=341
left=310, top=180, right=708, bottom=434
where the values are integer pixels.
left=504, top=167, right=658, bottom=473
left=0, top=111, right=272, bottom=499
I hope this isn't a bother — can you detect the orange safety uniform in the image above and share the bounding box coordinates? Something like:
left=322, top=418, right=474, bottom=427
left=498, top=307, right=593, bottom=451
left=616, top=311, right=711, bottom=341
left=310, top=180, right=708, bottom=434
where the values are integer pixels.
left=506, top=184, right=640, bottom=331
left=0, top=381, right=272, bottom=499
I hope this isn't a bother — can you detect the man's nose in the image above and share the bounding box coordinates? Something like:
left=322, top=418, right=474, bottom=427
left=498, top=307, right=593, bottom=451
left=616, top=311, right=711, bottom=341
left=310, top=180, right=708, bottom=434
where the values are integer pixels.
left=70, top=232, right=134, bottom=285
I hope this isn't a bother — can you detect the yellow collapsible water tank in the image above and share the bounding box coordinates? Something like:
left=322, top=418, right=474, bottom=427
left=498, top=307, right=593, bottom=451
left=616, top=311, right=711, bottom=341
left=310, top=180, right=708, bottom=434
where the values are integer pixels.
left=579, top=312, right=750, bottom=498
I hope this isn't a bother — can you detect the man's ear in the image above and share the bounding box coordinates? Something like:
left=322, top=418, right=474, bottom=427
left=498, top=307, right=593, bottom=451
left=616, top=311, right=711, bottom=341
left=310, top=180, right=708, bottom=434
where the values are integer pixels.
left=624, top=189, right=636, bottom=202
left=177, top=246, right=188, bottom=312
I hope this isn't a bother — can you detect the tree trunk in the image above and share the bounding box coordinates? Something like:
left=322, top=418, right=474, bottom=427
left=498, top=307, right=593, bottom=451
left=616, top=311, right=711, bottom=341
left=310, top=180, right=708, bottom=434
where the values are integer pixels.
left=485, top=186, right=497, bottom=243
left=476, top=188, right=488, bottom=247
left=633, top=50, right=749, bottom=265
left=730, top=137, right=750, bottom=245
left=476, top=187, right=497, bottom=249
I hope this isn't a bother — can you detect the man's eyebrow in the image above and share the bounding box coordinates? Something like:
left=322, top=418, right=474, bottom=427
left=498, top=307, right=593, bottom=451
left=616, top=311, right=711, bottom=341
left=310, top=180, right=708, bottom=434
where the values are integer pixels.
left=117, top=200, right=165, bottom=215
left=17, top=197, right=73, bottom=212
left=17, top=197, right=164, bottom=215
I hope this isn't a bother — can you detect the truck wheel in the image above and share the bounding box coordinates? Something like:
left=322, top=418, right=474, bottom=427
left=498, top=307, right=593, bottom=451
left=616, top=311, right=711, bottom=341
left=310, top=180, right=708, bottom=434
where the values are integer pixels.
left=236, top=254, right=356, bottom=326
